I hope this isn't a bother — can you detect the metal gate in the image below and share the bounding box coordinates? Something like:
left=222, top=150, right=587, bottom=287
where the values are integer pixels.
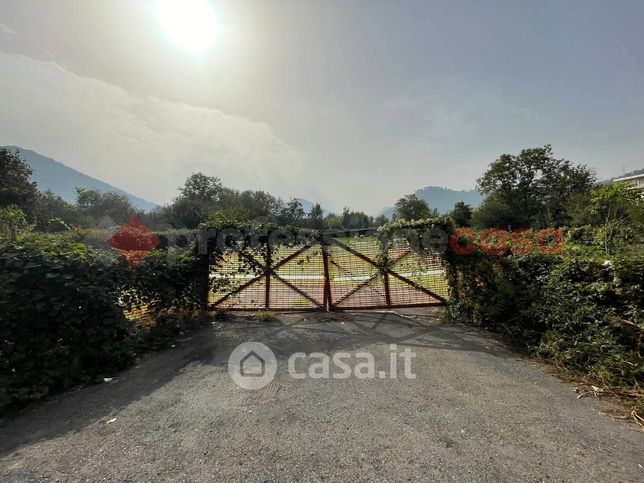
left=208, top=231, right=448, bottom=312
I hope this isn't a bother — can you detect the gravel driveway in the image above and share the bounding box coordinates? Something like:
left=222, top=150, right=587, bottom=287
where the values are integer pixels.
left=1, top=309, right=642, bottom=482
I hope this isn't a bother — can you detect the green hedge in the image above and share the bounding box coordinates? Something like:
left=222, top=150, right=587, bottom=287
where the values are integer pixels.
left=447, top=250, right=643, bottom=401
left=0, top=236, right=206, bottom=411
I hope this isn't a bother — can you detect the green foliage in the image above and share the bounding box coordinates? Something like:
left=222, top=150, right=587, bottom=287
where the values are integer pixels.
left=476, top=145, right=595, bottom=228
left=535, top=257, right=642, bottom=388
left=340, top=207, right=374, bottom=229
left=446, top=249, right=643, bottom=394
left=471, top=193, right=524, bottom=229
left=75, top=187, right=135, bottom=225
left=394, top=194, right=438, bottom=221
left=308, top=202, right=325, bottom=229
left=34, top=190, right=86, bottom=231
left=279, top=198, right=306, bottom=226
left=565, top=224, right=636, bottom=255
left=588, top=183, right=643, bottom=254
left=447, top=252, right=558, bottom=345
left=124, top=248, right=205, bottom=316
left=0, top=148, right=38, bottom=217
left=165, top=172, right=284, bottom=228
left=0, top=238, right=135, bottom=409
left=0, top=235, right=208, bottom=412
left=449, top=201, right=473, bottom=227
left=0, top=205, right=31, bottom=240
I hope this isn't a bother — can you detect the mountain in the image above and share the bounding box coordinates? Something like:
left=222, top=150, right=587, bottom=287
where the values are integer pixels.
left=380, top=186, right=484, bottom=218
left=3, top=146, right=158, bottom=211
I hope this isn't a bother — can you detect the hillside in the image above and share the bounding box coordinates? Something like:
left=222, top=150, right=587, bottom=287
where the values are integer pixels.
left=3, top=146, right=157, bottom=211
left=381, top=186, right=484, bottom=218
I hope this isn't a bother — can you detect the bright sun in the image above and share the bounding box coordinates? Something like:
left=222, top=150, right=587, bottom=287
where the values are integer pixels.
left=157, top=0, right=217, bottom=53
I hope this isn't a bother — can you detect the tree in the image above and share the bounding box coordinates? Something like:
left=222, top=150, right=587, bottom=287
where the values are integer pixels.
left=165, top=173, right=230, bottom=228
left=0, top=148, right=37, bottom=217
left=179, top=172, right=226, bottom=203
left=308, top=203, right=325, bottom=229
left=0, top=205, right=30, bottom=240
left=471, top=194, right=523, bottom=229
left=324, top=213, right=343, bottom=230
left=279, top=198, right=306, bottom=226
left=373, top=214, right=389, bottom=227
left=34, top=190, right=84, bottom=230
left=449, top=201, right=473, bottom=227
left=75, top=188, right=135, bottom=225
left=393, top=194, right=438, bottom=221
left=588, top=183, right=642, bottom=254
left=476, top=145, right=595, bottom=228
left=340, top=207, right=373, bottom=229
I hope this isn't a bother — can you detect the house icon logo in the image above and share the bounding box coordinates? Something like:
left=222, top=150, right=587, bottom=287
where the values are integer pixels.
left=228, top=342, right=277, bottom=390
left=240, top=351, right=265, bottom=377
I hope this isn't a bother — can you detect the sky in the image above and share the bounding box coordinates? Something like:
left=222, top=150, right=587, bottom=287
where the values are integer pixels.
left=0, top=0, right=643, bottom=213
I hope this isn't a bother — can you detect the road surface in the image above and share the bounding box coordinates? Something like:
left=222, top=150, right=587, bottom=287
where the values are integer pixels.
left=1, top=310, right=642, bottom=482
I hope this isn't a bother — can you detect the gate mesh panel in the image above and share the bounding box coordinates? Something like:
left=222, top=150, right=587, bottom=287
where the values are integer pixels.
left=209, top=234, right=448, bottom=311
left=270, top=244, right=324, bottom=309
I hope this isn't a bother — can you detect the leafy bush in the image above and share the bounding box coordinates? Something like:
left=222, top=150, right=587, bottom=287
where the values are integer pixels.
left=447, top=252, right=558, bottom=346
left=0, top=204, right=31, bottom=240
left=535, top=257, right=643, bottom=389
left=446, top=249, right=643, bottom=397
left=0, top=236, right=208, bottom=412
left=0, top=238, right=134, bottom=409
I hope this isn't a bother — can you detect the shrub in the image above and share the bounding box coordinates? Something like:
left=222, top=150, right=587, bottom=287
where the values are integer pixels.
left=535, top=256, right=643, bottom=389
left=0, top=236, right=208, bottom=412
left=0, top=204, right=31, bottom=240
left=447, top=252, right=558, bottom=347
left=446, top=249, right=643, bottom=396
left=0, top=238, right=134, bottom=409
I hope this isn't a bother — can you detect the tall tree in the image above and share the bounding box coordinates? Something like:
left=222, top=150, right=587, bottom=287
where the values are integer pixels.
left=588, top=183, right=642, bottom=254
left=166, top=173, right=229, bottom=228
left=449, top=201, right=473, bottom=227
left=34, top=190, right=84, bottom=230
left=340, top=207, right=373, bottom=229
left=179, top=172, right=226, bottom=203
left=279, top=198, right=306, bottom=226
left=0, top=148, right=38, bottom=217
left=373, top=214, right=389, bottom=227
left=476, top=145, right=595, bottom=228
left=75, top=188, right=134, bottom=225
left=308, top=203, right=325, bottom=229
left=393, top=194, right=438, bottom=221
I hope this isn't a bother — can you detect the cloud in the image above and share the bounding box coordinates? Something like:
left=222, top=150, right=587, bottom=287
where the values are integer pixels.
left=0, top=52, right=309, bottom=204
left=0, top=24, right=17, bottom=36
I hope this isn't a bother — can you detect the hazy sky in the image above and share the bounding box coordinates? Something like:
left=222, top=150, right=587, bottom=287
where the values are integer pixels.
left=1, top=1, right=642, bottom=213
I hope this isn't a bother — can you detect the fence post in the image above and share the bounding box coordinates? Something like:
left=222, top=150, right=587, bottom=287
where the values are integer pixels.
left=198, top=228, right=210, bottom=312
left=320, top=236, right=332, bottom=311
left=265, top=241, right=271, bottom=310
left=380, top=233, right=392, bottom=307
left=383, top=272, right=392, bottom=307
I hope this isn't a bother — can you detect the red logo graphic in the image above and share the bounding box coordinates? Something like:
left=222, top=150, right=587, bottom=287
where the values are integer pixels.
left=108, top=214, right=160, bottom=267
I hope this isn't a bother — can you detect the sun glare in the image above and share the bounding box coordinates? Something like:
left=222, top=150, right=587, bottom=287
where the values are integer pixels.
left=157, top=0, right=217, bottom=53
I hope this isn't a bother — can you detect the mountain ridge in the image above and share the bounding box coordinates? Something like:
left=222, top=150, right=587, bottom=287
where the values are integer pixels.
left=3, top=146, right=158, bottom=211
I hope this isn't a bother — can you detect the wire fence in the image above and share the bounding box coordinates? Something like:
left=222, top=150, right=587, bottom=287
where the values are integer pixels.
left=209, top=234, right=448, bottom=311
